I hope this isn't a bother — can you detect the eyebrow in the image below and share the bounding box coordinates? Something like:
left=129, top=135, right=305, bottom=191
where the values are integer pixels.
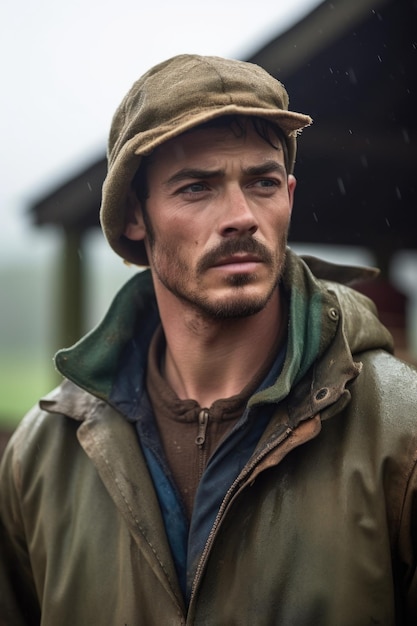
left=164, top=168, right=223, bottom=188
left=163, top=160, right=286, bottom=188
left=243, top=160, right=286, bottom=177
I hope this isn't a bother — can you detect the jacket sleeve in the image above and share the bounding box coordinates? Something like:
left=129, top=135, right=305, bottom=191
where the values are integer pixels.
left=397, top=454, right=417, bottom=625
left=0, top=423, right=41, bottom=626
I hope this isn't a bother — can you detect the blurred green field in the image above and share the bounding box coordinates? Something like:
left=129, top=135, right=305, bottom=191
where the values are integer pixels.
left=0, top=357, right=58, bottom=430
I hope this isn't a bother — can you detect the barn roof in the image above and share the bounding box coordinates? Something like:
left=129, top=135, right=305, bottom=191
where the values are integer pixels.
left=31, top=0, right=416, bottom=258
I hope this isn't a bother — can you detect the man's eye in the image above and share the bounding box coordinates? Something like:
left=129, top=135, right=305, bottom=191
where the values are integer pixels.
left=182, top=182, right=207, bottom=193
left=255, top=178, right=279, bottom=188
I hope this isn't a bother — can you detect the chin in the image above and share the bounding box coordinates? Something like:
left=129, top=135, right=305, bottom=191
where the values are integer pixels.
left=210, top=300, right=268, bottom=319
left=202, top=284, right=277, bottom=319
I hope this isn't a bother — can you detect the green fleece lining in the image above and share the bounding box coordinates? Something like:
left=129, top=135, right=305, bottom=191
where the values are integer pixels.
left=54, top=269, right=157, bottom=399
left=249, top=253, right=328, bottom=408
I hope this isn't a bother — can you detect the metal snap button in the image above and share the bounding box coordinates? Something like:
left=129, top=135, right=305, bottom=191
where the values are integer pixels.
left=328, top=307, right=339, bottom=321
left=315, top=388, right=329, bottom=401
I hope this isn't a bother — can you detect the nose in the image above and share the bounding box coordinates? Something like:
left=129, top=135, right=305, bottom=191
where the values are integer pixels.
left=218, top=187, right=258, bottom=238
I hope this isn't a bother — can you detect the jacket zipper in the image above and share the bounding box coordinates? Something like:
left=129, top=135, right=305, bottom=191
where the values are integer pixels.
left=195, top=409, right=209, bottom=447
left=189, top=425, right=294, bottom=605
left=195, top=408, right=209, bottom=476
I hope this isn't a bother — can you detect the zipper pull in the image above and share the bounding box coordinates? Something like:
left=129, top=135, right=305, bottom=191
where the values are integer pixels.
left=195, top=409, right=209, bottom=447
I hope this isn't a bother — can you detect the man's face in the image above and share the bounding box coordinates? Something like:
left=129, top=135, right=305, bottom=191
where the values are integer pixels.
left=125, top=121, right=296, bottom=320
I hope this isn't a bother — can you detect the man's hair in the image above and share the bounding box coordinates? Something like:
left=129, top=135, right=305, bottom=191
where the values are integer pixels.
left=132, top=115, right=290, bottom=204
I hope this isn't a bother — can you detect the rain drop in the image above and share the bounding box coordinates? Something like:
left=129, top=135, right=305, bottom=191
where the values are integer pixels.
left=402, top=128, right=410, bottom=143
left=337, top=177, right=346, bottom=195
left=347, top=67, right=357, bottom=84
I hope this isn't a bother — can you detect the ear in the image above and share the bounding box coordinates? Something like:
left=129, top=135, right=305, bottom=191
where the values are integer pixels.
left=287, top=174, right=296, bottom=215
left=124, top=189, right=146, bottom=241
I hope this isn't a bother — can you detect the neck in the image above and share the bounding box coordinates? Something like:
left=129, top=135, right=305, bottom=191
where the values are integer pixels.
left=157, top=288, right=285, bottom=407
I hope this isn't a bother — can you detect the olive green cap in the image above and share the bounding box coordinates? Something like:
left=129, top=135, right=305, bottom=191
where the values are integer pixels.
left=100, top=54, right=312, bottom=266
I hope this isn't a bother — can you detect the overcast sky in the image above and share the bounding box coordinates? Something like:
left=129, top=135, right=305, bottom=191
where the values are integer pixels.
left=0, top=0, right=321, bottom=259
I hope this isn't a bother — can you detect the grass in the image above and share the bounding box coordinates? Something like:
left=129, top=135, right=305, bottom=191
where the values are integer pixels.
left=0, top=356, right=58, bottom=430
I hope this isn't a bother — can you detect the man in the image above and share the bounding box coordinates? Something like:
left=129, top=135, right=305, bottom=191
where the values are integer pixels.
left=0, top=54, right=416, bottom=625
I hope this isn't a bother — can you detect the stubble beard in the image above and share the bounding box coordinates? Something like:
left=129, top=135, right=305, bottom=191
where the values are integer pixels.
left=149, top=234, right=288, bottom=320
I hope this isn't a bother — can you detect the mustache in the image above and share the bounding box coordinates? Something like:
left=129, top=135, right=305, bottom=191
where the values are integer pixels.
left=197, top=237, right=273, bottom=273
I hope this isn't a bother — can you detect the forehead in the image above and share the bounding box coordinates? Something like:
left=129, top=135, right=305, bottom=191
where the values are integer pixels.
left=147, top=123, right=285, bottom=176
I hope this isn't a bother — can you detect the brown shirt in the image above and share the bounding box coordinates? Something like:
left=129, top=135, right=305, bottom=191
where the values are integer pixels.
left=146, top=325, right=283, bottom=519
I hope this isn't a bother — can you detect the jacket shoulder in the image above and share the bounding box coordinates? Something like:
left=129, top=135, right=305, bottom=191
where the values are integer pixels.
left=347, top=349, right=417, bottom=504
left=358, top=349, right=417, bottom=406
left=350, top=349, right=417, bottom=441
left=0, top=388, right=81, bottom=493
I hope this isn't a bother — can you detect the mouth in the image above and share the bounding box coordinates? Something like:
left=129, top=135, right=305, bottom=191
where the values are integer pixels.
left=211, top=254, right=263, bottom=271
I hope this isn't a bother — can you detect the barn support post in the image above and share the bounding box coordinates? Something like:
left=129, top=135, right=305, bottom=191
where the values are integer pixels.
left=58, top=226, right=85, bottom=351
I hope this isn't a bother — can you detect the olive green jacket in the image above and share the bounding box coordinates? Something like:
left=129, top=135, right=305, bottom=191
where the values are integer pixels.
left=1, top=251, right=417, bottom=625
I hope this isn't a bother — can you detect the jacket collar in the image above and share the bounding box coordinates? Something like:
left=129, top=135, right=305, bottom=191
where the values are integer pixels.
left=47, top=249, right=392, bottom=424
